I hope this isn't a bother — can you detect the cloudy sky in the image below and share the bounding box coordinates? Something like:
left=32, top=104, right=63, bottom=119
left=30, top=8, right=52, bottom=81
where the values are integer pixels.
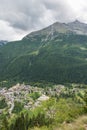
left=0, top=0, right=87, bottom=41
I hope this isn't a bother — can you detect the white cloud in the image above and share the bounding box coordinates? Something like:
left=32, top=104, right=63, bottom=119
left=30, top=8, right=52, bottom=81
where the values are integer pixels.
left=0, top=20, right=27, bottom=41
left=0, top=0, right=87, bottom=40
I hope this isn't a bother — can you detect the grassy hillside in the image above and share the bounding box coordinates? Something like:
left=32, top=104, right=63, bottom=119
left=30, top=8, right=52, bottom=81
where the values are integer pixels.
left=1, top=33, right=87, bottom=84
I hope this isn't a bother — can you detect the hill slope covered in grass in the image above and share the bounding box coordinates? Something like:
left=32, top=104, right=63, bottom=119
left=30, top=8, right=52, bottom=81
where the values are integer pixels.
left=1, top=21, right=87, bottom=84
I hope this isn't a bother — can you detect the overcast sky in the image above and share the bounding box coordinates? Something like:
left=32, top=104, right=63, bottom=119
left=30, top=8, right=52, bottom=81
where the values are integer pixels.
left=0, top=0, right=87, bottom=41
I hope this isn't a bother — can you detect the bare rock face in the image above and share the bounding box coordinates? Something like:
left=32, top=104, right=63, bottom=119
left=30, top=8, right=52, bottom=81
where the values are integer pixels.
left=23, top=20, right=87, bottom=41
left=68, top=20, right=87, bottom=35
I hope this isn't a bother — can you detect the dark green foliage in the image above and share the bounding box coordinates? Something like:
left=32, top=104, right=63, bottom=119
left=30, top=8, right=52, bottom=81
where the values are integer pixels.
left=1, top=97, right=84, bottom=130
left=1, top=33, right=87, bottom=84
left=0, top=98, right=7, bottom=109
left=1, top=118, right=9, bottom=130
left=0, top=88, right=86, bottom=130
left=9, top=113, right=26, bottom=130
left=9, top=110, right=52, bottom=130
left=83, top=90, right=87, bottom=112
left=30, top=92, right=41, bottom=100
left=12, top=101, right=24, bottom=113
left=0, top=80, right=17, bottom=88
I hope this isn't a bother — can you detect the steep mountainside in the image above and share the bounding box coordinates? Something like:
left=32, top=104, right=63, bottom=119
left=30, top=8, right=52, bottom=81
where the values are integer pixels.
left=0, top=40, right=8, bottom=46
left=1, top=20, right=87, bottom=84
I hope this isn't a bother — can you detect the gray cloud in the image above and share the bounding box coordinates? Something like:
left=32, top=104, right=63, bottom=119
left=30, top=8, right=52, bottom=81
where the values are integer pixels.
left=0, top=0, right=87, bottom=40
